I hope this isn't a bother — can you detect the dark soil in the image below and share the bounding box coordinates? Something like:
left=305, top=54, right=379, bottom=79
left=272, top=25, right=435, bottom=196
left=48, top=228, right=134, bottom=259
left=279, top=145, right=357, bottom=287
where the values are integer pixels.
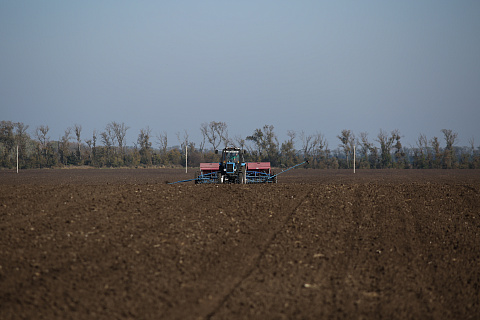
left=1, top=169, right=479, bottom=319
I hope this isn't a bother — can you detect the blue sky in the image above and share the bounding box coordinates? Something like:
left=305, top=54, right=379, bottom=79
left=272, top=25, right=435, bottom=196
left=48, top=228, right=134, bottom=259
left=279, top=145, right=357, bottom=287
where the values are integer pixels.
left=1, top=1, right=479, bottom=149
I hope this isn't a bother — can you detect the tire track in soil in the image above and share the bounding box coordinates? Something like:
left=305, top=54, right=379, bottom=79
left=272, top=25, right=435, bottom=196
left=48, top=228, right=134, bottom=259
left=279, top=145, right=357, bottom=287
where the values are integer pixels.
left=204, top=192, right=311, bottom=319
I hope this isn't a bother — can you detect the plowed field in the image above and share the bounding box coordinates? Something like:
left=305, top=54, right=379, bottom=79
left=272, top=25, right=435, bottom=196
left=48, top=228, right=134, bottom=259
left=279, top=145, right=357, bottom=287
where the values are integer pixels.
left=1, top=169, right=479, bottom=319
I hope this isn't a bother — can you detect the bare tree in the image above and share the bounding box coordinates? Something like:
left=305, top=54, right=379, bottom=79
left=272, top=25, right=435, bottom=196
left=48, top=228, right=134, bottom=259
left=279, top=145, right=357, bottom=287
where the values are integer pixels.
left=0, top=121, right=16, bottom=167
left=358, top=132, right=371, bottom=165
left=92, top=129, right=98, bottom=164
left=441, top=129, right=458, bottom=150
left=469, top=136, right=480, bottom=168
left=280, top=130, right=296, bottom=167
left=308, top=132, right=327, bottom=168
left=337, top=129, right=355, bottom=168
left=234, top=135, right=246, bottom=150
left=35, top=125, right=49, bottom=149
left=300, top=131, right=314, bottom=160
left=414, top=133, right=430, bottom=168
left=430, top=136, right=442, bottom=168
left=74, top=124, right=82, bottom=163
left=222, top=130, right=231, bottom=148
left=0, top=121, right=15, bottom=148
left=101, top=125, right=116, bottom=165
left=14, top=122, right=29, bottom=141
left=392, top=130, right=406, bottom=168
left=138, top=127, right=152, bottom=165
left=199, top=124, right=207, bottom=153
left=14, top=122, right=29, bottom=165
left=110, top=122, right=129, bottom=158
left=441, top=129, right=458, bottom=169
left=59, top=127, right=72, bottom=165
left=246, top=127, right=262, bottom=159
left=202, top=121, right=227, bottom=151
left=416, top=133, right=429, bottom=155
left=85, top=138, right=92, bottom=163
left=100, top=126, right=115, bottom=149
left=375, top=129, right=398, bottom=168
left=34, top=125, right=50, bottom=159
left=156, top=131, right=168, bottom=154
left=246, top=125, right=279, bottom=164
left=176, top=130, right=189, bottom=153
left=417, top=134, right=428, bottom=151
left=468, top=136, right=475, bottom=159
left=286, top=130, right=296, bottom=142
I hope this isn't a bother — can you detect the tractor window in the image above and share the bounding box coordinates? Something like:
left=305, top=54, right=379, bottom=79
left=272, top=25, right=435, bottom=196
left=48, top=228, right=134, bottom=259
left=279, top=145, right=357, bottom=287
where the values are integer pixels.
left=225, top=151, right=239, bottom=163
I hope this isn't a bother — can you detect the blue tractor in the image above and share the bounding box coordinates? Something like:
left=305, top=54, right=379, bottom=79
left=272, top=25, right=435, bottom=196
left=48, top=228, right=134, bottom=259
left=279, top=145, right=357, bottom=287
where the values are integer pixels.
left=216, top=147, right=247, bottom=184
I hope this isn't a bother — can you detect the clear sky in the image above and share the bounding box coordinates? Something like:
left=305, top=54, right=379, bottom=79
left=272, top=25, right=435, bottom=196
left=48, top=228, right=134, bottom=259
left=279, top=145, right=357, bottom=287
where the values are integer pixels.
left=1, top=1, right=479, bottom=149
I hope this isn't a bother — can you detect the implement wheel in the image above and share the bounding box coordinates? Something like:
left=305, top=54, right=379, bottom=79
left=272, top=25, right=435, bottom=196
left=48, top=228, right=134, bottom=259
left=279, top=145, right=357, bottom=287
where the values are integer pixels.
left=271, top=171, right=278, bottom=183
left=194, top=171, right=199, bottom=184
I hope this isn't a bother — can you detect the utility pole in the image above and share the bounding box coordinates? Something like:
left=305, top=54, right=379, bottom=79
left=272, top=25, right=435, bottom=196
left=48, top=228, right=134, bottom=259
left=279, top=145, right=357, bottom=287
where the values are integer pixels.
left=353, top=145, right=356, bottom=174
left=185, top=144, right=188, bottom=173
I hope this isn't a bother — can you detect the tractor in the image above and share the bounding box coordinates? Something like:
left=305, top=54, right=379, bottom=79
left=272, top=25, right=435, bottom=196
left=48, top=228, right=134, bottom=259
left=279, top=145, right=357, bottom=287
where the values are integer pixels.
left=168, top=147, right=308, bottom=185
left=195, top=147, right=273, bottom=184
left=215, top=147, right=247, bottom=184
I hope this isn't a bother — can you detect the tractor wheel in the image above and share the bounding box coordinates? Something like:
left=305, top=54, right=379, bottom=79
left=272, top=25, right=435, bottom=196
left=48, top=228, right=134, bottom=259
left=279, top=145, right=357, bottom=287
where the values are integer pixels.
left=238, top=167, right=247, bottom=184
left=238, top=172, right=245, bottom=184
left=217, top=172, right=223, bottom=184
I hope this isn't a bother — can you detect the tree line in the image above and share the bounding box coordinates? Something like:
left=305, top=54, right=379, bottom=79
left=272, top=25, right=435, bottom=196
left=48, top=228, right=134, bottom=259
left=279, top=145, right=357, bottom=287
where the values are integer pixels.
left=1, top=120, right=479, bottom=170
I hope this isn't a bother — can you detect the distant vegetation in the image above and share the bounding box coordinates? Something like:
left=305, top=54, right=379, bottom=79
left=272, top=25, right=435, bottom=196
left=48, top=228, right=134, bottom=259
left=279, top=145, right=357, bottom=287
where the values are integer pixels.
left=1, top=120, right=479, bottom=169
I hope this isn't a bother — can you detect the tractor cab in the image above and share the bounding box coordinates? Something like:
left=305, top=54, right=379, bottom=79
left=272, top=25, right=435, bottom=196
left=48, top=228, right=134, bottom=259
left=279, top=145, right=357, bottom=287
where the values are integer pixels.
left=224, top=150, right=240, bottom=163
